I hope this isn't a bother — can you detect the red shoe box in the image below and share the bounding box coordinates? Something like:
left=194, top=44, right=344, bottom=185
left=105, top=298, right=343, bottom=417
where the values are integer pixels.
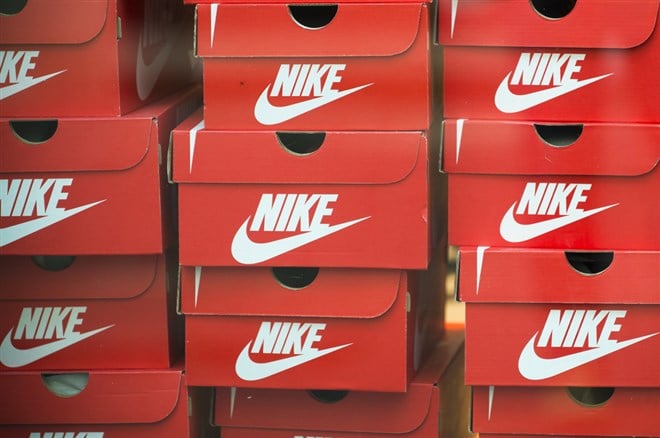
left=0, top=365, right=216, bottom=437
left=171, top=112, right=441, bottom=269
left=437, top=0, right=660, bottom=123
left=0, top=253, right=180, bottom=371
left=213, top=330, right=468, bottom=438
left=472, top=385, right=660, bottom=437
left=194, top=2, right=433, bottom=130
left=0, top=87, right=201, bottom=256
left=180, top=242, right=446, bottom=391
left=0, top=0, right=198, bottom=118
left=456, top=246, right=660, bottom=387
left=442, top=119, right=660, bottom=250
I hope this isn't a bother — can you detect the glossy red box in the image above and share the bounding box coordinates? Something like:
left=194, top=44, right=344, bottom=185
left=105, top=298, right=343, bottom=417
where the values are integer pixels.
left=442, top=119, right=660, bottom=250
left=437, top=0, right=660, bottom=123
left=195, top=2, right=433, bottom=130
left=0, top=0, right=197, bottom=118
left=0, top=254, right=179, bottom=371
left=456, top=247, right=660, bottom=387
left=0, top=87, right=201, bottom=256
left=213, top=330, right=468, bottom=437
left=171, top=112, right=441, bottom=269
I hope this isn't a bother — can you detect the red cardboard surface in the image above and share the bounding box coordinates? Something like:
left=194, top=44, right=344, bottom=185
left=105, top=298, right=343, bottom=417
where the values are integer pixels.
left=438, top=0, right=660, bottom=122
left=181, top=243, right=446, bottom=391
left=442, top=119, right=660, bottom=250
left=0, top=0, right=198, bottom=117
left=0, top=254, right=180, bottom=371
left=0, top=87, right=201, bottom=256
left=0, top=366, right=215, bottom=437
left=472, top=385, right=660, bottom=436
left=214, top=329, right=468, bottom=438
left=171, top=112, right=439, bottom=269
left=195, top=3, right=433, bottom=130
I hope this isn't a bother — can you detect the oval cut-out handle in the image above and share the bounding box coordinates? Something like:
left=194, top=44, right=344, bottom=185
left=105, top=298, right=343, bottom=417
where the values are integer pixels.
left=288, top=5, right=338, bottom=29
left=272, top=267, right=319, bottom=290
left=565, top=251, right=614, bottom=275
left=534, top=124, right=583, bottom=147
left=32, top=255, right=76, bottom=272
left=10, top=120, right=58, bottom=144
left=42, top=373, right=89, bottom=398
left=567, top=386, right=614, bottom=407
left=276, top=132, right=325, bottom=156
left=531, top=0, right=577, bottom=19
left=308, top=389, right=349, bottom=403
left=0, top=0, right=27, bottom=15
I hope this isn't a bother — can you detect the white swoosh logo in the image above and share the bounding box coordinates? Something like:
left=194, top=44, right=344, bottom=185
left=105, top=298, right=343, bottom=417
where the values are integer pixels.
left=499, top=202, right=618, bottom=243
left=235, top=340, right=352, bottom=381
left=0, top=325, right=114, bottom=368
left=254, top=83, right=373, bottom=125
left=0, top=70, right=66, bottom=100
left=231, top=216, right=370, bottom=265
left=495, top=73, right=612, bottom=113
left=518, top=332, right=658, bottom=380
left=135, top=32, right=175, bottom=101
left=0, top=200, right=106, bottom=247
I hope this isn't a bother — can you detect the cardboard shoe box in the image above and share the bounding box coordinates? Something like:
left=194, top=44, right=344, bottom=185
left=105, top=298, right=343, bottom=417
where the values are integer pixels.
left=437, top=0, right=660, bottom=123
left=472, top=385, right=660, bottom=437
left=213, top=329, right=468, bottom=438
left=0, top=366, right=216, bottom=437
left=0, top=0, right=198, bottom=118
left=171, top=112, right=441, bottom=269
left=180, top=241, right=447, bottom=391
left=456, top=246, right=660, bottom=388
left=194, top=1, right=433, bottom=130
left=442, top=119, right=660, bottom=250
left=0, top=253, right=180, bottom=371
left=0, top=87, right=201, bottom=256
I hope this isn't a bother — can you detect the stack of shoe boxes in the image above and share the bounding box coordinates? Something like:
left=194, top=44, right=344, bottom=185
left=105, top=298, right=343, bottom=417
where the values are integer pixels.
left=171, top=0, right=469, bottom=435
left=438, top=0, right=659, bottom=437
left=0, top=1, right=211, bottom=436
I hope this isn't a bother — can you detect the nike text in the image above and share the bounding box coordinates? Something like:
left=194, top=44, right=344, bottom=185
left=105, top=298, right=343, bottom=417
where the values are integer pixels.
left=251, top=193, right=337, bottom=232
left=253, top=321, right=325, bottom=355
left=1, top=178, right=73, bottom=217
left=272, top=64, right=345, bottom=97
left=511, top=52, right=586, bottom=87
left=538, top=309, right=625, bottom=348
left=517, top=182, right=590, bottom=216
left=14, top=307, right=87, bottom=341
left=0, top=51, right=65, bottom=100
left=30, top=433, right=104, bottom=438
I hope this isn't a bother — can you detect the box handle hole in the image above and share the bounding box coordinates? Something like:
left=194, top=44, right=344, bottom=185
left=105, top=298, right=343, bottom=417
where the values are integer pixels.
left=534, top=124, right=583, bottom=147
left=567, top=387, right=614, bottom=407
left=276, top=132, right=325, bottom=156
left=0, top=0, right=27, bottom=15
left=288, top=5, right=338, bottom=29
left=272, top=267, right=319, bottom=290
left=42, top=373, right=89, bottom=398
left=308, top=389, right=349, bottom=403
left=565, top=252, right=613, bottom=275
left=10, top=120, right=58, bottom=144
left=32, top=255, right=76, bottom=272
left=530, top=0, right=577, bottom=19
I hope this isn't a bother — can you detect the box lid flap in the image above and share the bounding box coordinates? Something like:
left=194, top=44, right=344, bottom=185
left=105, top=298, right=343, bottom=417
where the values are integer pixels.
left=0, top=0, right=109, bottom=45
left=172, top=113, right=423, bottom=184
left=181, top=265, right=402, bottom=319
left=196, top=3, right=423, bottom=57
left=442, top=119, right=660, bottom=176
left=457, top=247, right=660, bottom=304
left=0, top=255, right=159, bottom=301
left=1, top=118, right=153, bottom=174
left=440, top=0, right=659, bottom=49
left=0, top=367, right=182, bottom=424
left=214, top=330, right=464, bottom=433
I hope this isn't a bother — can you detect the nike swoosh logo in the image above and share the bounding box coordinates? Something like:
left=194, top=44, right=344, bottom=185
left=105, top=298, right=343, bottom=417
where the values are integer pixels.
left=235, top=340, right=352, bottom=381
left=0, top=200, right=106, bottom=247
left=0, top=325, right=114, bottom=368
left=231, top=216, right=370, bottom=265
left=518, top=332, right=658, bottom=380
left=0, top=70, right=66, bottom=100
left=499, top=202, right=618, bottom=243
left=494, top=72, right=612, bottom=113
left=254, top=83, right=373, bottom=125
left=135, top=32, right=175, bottom=101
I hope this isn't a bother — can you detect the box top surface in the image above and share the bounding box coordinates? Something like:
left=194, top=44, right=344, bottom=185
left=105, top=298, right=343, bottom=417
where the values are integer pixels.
left=442, top=119, right=660, bottom=176
left=457, top=247, right=660, bottom=304
left=196, top=3, right=425, bottom=57
left=0, top=255, right=160, bottom=301
left=439, top=0, right=659, bottom=48
left=0, top=367, right=182, bottom=425
left=173, top=112, right=425, bottom=184
left=180, top=266, right=403, bottom=318
left=214, top=330, right=464, bottom=433
left=1, top=0, right=109, bottom=45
